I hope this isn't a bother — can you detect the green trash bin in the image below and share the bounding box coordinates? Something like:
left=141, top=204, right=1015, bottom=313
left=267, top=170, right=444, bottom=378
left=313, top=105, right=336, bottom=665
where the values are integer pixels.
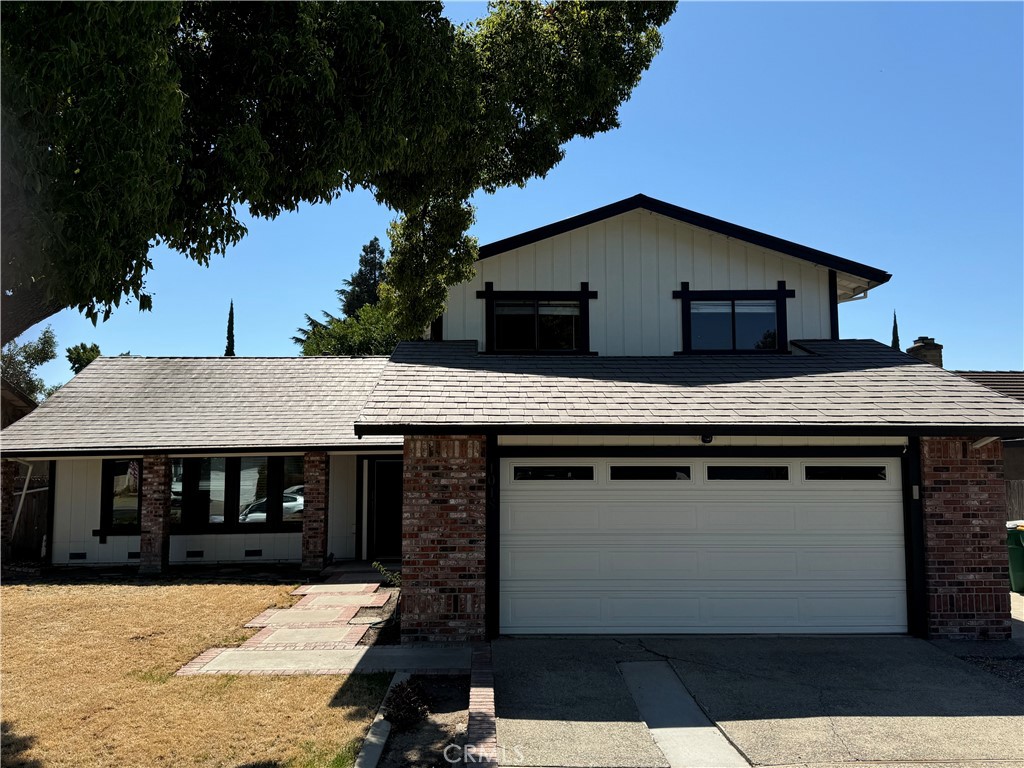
left=1008, top=527, right=1024, bottom=595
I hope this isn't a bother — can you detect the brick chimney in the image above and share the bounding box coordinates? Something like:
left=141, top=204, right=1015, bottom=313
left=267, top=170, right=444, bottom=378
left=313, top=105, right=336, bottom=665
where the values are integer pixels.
left=906, top=336, right=943, bottom=367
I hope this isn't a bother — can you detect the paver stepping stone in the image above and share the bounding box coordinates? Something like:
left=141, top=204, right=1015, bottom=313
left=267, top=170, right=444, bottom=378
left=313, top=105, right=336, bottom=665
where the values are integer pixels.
left=291, top=583, right=379, bottom=595
left=258, top=627, right=361, bottom=644
left=246, top=607, right=354, bottom=627
left=301, top=593, right=390, bottom=607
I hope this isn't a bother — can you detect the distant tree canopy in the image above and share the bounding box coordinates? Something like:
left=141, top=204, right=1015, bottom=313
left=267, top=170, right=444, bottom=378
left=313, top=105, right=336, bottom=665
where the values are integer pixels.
left=2, top=1, right=676, bottom=344
left=66, top=342, right=101, bottom=374
left=340, top=238, right=387, bottom=319
left=295, top=237, right=401, bottom=356
left=2, top=325, right=56, bottom=400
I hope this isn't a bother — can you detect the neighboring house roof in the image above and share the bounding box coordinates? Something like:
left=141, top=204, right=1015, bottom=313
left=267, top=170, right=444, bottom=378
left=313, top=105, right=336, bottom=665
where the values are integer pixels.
left=478, top=194, right=893, bottom=290
left=953, top=371, right=1024, bottom=402
left=0, top=356, right=402, bottom=457
left=354, top=340, right=1024, bottom=437
left=1, top=375, right=38, bottom=429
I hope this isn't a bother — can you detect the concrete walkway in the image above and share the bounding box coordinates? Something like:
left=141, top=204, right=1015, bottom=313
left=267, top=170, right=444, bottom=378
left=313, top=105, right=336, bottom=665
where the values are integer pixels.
left=177, top=578, right=471, bottom=676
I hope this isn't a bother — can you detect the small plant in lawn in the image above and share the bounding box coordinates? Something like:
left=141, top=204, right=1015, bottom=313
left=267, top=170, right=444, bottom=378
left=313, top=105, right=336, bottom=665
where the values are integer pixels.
left=382, top=679, right=428, bottom=732
left=371, top=561, right=401, bottom=589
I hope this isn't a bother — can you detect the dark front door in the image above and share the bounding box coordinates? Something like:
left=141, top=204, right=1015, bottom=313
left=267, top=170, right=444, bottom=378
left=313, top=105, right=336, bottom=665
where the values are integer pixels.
left=368, top=459, right=403, bottom=560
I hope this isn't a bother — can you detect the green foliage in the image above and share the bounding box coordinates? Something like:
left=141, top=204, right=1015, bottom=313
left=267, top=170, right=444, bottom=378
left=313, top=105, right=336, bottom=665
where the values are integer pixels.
left=891, top=311, right=900, bottom=351
left=66, top=342, right=101, bottom=374
left=295, top=237, right=403, bottom=356
left=2, top=1, right=676, bottom=342
left=371, top=561, right=402, bottom=589
left=1, top=325, right=57, bottom=401
left=382, top=680, right=428, bottom=732
left=225, top=300, right=235, bottom=356
left=299, top=303, right=402, bottom=357
left=384, top=197, right=479, bottom=339
left=339, top=238, right=387, bottom=318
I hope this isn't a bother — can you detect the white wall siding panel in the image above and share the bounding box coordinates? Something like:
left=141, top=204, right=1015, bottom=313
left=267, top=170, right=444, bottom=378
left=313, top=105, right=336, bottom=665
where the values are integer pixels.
left=500, top=457, right=907, bottom=634
left=445, top=210, right=836, bottom=354
left=328, top=454, right=357, bottom=560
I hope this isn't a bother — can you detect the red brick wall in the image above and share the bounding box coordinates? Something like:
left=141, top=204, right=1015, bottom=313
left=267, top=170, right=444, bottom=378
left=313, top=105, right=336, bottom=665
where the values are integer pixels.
left=1, top=460, right=17, bottom=562
left=139, top=454, right=171, bottom=574
left=921, top=436, right=1011, bottom=639
left=302, top=451, right=329, bottom=571
left=402, top=435, right=487, bottom=643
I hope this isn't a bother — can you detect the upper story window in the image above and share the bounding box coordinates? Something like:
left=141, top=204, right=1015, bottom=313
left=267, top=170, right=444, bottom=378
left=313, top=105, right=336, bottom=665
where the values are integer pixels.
left=674, top=281, right=795, bottom=354
left=477, top=282, right=598, bottom=354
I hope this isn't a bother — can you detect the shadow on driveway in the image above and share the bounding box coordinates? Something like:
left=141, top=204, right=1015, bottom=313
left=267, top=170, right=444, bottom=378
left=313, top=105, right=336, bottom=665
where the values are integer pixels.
left=494, top=635, right=1024, bottom=767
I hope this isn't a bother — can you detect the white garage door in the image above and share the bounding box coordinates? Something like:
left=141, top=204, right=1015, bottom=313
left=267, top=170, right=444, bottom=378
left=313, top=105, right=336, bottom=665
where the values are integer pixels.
left=500, top=457, right=907, bottom=634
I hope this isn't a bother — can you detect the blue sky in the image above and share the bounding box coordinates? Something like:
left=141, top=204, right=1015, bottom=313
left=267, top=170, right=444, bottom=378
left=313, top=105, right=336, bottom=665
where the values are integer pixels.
left=29, top=1, right=1024, bottom=388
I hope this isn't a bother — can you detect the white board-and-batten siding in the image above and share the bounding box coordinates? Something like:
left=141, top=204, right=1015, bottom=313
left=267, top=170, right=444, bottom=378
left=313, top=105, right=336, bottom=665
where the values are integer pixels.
left=50, top=458, right=335, bottom=565
left=443, top=209, right=833, bottom=355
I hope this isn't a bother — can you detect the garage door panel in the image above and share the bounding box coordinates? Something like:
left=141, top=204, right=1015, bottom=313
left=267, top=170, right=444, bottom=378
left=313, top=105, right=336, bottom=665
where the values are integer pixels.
left=500, top=456, right=907, bottom=634
left=504, top=549, right=601, bottom=580
left=696, top=504, right=798, bottom=531
left=606, top=550, right=701, bottom=579
left=801, top=549, right=905, bottom=579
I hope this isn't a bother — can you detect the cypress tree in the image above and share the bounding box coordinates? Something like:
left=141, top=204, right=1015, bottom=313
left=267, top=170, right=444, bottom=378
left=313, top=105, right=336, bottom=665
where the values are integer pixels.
left=890, top=311, right=900, bottom=351
left=225, top=300, right=235, bottom=356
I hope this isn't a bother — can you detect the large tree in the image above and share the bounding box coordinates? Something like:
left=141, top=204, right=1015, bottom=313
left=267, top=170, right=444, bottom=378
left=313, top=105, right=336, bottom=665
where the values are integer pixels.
left=66, top=342, right=101, bottom=374
left=1, top=326, right=56, bottom=400
left=339, top=237, right=387, bottom=319
left=2, top=1, right=675, bottom=344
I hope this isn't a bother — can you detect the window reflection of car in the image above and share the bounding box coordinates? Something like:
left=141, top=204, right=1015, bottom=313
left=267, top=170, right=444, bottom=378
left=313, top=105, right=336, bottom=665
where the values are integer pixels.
left=239, top=494, right=304, bottom=523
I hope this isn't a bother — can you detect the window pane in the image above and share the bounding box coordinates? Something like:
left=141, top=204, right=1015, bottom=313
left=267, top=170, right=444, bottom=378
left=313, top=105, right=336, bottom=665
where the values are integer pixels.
left=110, top=460, right=141, bottom=527
left=170, top=459, right=183, bottom=524
left=707, top=466, right=789, bottom=481
left=239, top=457, right=269, bottom=524
left=805, top=466, right=887, bottom=481
left=691, top=301, right=732, bottom=350
left=513, top=466, right=594, bottom=481
left=538, top=301, right=580, bottom=351
left=494, top=301, right=536, bottom=351
left=610, top=466, right=691, bottom=481
left=203, top=458, right=227, bottom=524
left=281, top=457, right=305, bottom=523
left=735, top=300, right=777, bottom=350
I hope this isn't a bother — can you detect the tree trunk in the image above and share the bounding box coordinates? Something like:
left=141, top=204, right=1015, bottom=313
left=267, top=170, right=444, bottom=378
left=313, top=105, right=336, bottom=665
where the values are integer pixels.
left=1, top=283, right=64, bottom=346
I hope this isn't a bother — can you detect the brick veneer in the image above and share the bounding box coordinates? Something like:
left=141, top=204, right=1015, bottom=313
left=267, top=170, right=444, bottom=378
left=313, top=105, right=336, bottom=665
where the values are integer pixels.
left=302, top=451, right=329, bottom=571
left=402, top=435, right=487, bottom=642
left=921, top=436, right=1011, bottom=639
left=1, top=459, right=17, bottom=562
left=139, top=454, right=172, bottom=574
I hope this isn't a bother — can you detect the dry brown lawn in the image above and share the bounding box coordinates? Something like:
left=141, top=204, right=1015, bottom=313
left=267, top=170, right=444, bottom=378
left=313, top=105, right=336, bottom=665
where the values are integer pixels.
left=0, top=581, right=389, bottom=768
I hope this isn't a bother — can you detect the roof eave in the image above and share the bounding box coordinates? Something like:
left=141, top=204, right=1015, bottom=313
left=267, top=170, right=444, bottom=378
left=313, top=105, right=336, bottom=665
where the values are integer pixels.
left=354, top=423, right=1024, bottom=439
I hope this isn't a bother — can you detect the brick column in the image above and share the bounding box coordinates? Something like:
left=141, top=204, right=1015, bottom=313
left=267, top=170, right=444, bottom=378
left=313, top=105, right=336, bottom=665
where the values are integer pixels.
left=139, top=455, right=172, bottom=575
left=302, top=451, right=329, bottom=571
left=1, top=460, right=17, bottom=563
left=402, top=435, right=487, bottom=643
left=921, top=436, right=1011, bottom=639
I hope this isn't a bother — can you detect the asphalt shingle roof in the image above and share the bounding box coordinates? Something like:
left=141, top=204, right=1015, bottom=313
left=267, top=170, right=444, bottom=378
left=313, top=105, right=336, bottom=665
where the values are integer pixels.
left=1, top=356, right=401, bottom=456
left=354, top=340, right=1024, bottom=436
left=954, top=371, right=1024, bottom=403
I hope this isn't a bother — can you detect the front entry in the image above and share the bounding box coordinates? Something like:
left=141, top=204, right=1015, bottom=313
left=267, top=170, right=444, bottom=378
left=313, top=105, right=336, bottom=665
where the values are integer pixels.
left=367, top=458, right=403, bottom=560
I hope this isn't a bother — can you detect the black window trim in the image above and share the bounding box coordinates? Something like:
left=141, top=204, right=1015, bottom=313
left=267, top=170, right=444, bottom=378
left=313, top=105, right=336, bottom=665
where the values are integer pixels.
left=98, top=457, right=143, bottom=536
left=674, top=281, right=795, bottom=354
left=171, top=455, right=304, bottom=535
left=476, top=281, right=598, bottom=355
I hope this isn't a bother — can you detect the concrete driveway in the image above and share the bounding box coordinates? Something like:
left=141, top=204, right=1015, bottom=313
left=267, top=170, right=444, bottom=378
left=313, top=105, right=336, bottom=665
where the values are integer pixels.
left=493, top=626, right=1024, bottom=767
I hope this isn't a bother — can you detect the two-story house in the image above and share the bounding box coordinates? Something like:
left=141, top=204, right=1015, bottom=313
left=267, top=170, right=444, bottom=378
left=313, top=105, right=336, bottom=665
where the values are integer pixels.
left=2, top=195, right=1020, bottom=642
